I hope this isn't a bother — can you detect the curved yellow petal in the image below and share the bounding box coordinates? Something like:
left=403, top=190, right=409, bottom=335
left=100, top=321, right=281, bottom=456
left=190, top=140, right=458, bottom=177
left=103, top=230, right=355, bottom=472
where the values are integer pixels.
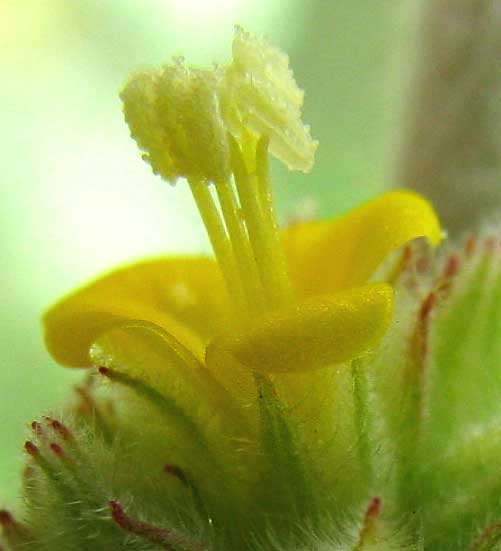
left=283, top=190, right=443, bottom=298
left=44, top=256, right=231, bottom=367
left=208, top=283, right=394, bottom=373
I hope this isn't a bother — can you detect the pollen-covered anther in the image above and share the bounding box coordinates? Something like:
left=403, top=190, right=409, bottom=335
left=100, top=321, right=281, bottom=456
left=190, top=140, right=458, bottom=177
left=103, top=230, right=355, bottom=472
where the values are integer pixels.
left=121, top=61, right=231, bottom=185
left=220, top=26, right=318, bottom=172
left=121, top=26, right=317, bottom=183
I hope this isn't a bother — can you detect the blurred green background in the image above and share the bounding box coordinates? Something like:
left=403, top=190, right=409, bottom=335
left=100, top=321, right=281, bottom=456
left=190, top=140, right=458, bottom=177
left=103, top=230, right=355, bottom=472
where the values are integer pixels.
left=1, top=0, right=417, bottom=504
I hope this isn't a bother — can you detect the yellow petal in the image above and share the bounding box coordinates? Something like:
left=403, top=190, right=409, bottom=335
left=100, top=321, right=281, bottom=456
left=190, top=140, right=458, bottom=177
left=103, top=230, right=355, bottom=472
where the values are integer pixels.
left=283, top=190, right=443, bottom=298
left=208, top=283, right=394, bottom=373
left=44, top=256, right=230, bottom=367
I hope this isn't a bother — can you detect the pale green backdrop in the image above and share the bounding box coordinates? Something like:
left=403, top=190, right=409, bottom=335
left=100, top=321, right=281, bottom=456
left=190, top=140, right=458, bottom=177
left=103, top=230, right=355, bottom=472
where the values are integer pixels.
left=0, top=0, right=417, bottom=504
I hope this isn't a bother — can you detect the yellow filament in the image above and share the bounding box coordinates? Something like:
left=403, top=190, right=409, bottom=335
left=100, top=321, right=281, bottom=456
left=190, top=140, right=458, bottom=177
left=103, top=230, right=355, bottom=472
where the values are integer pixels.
left=254, top=135, right=293, bottom=302
left=229, top=134, right=294, bottom=310
left=188, top=180, right=247, bottom=320
left=215, top=180, right=266, bottom=315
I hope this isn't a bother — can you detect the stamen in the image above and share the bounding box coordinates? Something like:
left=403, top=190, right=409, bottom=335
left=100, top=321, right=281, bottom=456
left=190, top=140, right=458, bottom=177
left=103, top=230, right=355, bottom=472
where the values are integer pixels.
left=229, top=134, right=294, bottom=309
left=214, top=179, right=265, bottom=315
left=254, top=135, right=294, bottom=304
left=189, top=179, right=247, bottom=319
left=121, top=27, right=315, bottom=318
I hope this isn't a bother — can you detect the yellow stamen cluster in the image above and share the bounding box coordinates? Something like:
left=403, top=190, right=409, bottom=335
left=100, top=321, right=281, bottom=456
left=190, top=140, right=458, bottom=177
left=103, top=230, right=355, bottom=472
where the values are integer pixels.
left=121, top=27, right=317, bottom=325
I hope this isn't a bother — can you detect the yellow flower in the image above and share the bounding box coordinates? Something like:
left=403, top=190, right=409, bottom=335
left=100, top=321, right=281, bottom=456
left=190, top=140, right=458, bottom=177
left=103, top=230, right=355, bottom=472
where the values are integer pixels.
left=42, top=27, right=442, bottom=499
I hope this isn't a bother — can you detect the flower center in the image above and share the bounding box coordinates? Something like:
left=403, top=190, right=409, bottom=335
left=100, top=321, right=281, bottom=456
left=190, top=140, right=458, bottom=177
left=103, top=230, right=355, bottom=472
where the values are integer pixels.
left=189, top=130, right=293, bottom=325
